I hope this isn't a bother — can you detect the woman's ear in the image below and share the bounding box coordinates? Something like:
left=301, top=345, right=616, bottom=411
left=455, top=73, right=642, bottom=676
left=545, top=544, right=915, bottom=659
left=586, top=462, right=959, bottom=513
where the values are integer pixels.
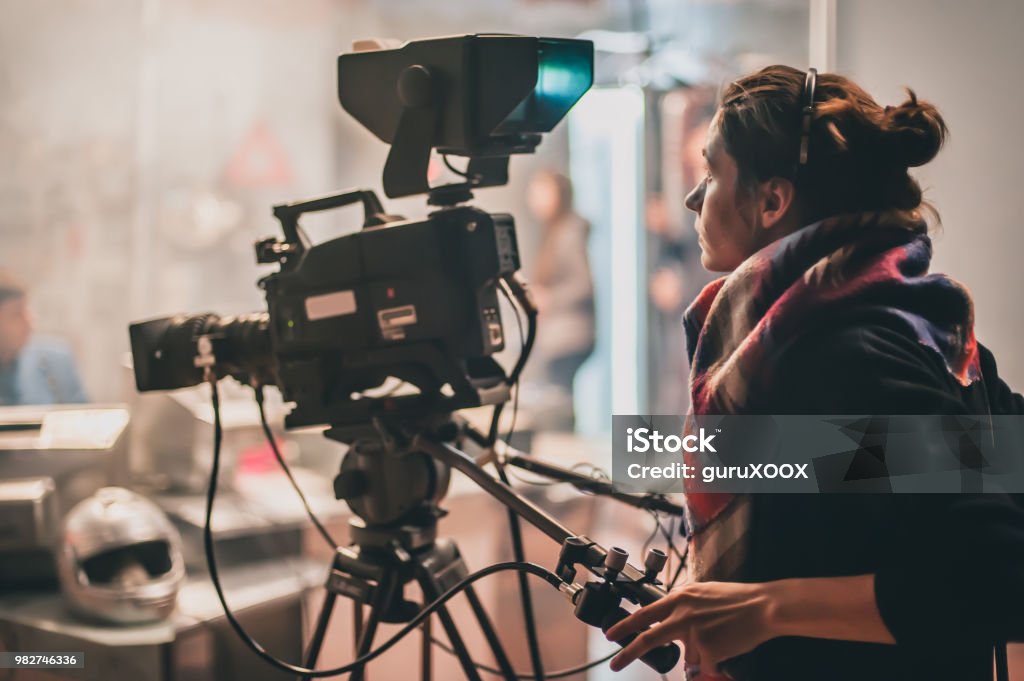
left=758, top=177, right=797, bottom=230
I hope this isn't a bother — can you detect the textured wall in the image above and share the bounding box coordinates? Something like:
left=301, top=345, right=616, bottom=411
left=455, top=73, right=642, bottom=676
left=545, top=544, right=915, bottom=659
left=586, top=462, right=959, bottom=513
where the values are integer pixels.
left=836, top=0, right=1024, bottom=387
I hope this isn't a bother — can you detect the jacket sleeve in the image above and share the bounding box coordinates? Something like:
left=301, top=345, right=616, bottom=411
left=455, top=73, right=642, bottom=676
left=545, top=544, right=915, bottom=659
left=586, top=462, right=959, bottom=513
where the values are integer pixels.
left=979, top=342, right=1024, bottom=416
left=772, top=325, right=1024, bottom=648
left=873, top=494, right=1024, bottom=647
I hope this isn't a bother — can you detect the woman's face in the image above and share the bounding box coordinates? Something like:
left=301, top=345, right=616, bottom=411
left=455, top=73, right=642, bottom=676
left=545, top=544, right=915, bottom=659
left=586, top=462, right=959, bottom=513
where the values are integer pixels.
left=684, top=112, right=759, bottom=272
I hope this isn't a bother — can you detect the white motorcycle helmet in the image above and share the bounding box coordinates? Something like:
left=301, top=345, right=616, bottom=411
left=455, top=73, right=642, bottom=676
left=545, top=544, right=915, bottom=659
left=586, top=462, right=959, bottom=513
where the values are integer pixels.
left=58, top=487, right=185, bottom=624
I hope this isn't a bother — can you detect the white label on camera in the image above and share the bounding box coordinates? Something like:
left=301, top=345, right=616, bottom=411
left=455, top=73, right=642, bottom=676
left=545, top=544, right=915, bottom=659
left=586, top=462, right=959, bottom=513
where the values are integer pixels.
left=378, top=305, right=417, bottom=340
left=305, top=290, right=357, bottom=321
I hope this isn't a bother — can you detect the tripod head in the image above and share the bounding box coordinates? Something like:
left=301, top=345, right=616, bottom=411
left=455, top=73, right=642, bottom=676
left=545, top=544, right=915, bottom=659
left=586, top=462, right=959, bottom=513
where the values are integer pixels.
left=325, top=415, right=456, bottom=533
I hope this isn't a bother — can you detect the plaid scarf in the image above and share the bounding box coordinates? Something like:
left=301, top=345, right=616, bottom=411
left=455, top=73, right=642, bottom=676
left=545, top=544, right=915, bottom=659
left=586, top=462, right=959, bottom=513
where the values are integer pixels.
left=681, top=210, right=980, bottom=588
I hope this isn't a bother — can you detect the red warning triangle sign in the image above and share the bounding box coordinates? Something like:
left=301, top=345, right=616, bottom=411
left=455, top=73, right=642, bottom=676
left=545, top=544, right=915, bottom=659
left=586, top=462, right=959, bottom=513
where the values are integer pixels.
left=224, top=122, right=294, bottom=188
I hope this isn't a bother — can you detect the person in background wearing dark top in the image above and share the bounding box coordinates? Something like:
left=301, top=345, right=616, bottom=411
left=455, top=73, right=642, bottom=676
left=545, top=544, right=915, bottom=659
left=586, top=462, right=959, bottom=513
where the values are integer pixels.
left=526, top=169, right=596, bottom=429
left=605, top=67, right=1024, bottom=680
left=0, top=270, right=87, bottom=405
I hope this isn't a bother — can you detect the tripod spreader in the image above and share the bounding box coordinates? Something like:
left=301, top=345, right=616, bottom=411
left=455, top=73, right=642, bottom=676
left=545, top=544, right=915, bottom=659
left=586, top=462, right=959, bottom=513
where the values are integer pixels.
left=413, top=434, right=682, bottom=674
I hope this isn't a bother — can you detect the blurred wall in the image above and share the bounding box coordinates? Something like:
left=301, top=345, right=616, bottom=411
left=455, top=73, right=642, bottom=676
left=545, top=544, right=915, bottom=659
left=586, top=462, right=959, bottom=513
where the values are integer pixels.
left=0, top=0, right=609, bottom=403
left=1, top=0, right=384, bottom=402
left=837, top=0, right=1024, bottom=386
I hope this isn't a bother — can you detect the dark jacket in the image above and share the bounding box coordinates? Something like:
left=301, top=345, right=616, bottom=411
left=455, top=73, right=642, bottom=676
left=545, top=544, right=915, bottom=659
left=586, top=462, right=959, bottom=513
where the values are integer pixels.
left=741, top=321, right=1024, bottom=680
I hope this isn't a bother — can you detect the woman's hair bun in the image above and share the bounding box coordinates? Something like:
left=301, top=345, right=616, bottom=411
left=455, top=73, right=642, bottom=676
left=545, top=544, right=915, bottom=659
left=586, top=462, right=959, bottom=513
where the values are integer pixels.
left=881, top=89, right=948, bottom=168
left=719, top=66, right=949, bottom=221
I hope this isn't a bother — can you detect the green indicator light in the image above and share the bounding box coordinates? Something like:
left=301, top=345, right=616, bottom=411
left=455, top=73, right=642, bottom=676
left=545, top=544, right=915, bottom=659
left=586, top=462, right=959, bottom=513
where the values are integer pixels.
left=287, top=320, right=295, bottom=328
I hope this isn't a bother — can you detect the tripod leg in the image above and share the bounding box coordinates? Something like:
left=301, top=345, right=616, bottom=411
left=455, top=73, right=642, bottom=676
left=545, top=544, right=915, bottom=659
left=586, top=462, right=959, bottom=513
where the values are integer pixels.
left=421, top=615, right=432, bottom=681
left=495, top=465, right=546, bottom=681
left=463, top=585, right=517, bottom=681
left=416, top=569, right=484, bottom=681
left=350, top=575, right=398, bottom=681
left=299, top=590, right=338, bottom=681
left=354, top=602, right=363, bottom=658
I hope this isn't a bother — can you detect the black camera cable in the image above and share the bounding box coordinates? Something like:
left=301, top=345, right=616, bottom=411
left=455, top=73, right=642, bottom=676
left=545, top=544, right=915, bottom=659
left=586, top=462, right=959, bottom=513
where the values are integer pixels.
left=253, top=385, right=339, bottom=550
left=488, top=276, right=536, bottom=447
left=640, top=512, right=664, bottom=558
left=492, top=280, right=547, bottom=680
left=442, top=154, right=472, bottom=179
left=505, top=286, right=524, bottom=451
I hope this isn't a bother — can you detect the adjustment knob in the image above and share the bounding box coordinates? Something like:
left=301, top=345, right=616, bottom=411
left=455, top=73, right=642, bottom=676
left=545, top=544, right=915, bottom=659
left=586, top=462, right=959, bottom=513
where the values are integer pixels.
left=333, top=470, right=369, bottom=501
left=605, top=546, right=628, bottom=573
left=255, top=238, right=298, bottom=264
left=644, top=548, right=668, bottom=577
left=397, top=65, right=433, bottom=108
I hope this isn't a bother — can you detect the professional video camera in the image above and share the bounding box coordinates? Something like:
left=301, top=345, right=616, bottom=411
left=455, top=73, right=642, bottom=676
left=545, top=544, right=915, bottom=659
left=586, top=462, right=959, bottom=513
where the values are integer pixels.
left=129, top=35, right=683, bottom=680
left=130, top=34, right=592, bottom=437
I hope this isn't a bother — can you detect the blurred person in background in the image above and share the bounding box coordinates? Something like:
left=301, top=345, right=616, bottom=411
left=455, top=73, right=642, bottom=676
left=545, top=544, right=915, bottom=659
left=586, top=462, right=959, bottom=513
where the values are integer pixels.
left=645, top=193, right=693, bottom=414
left=525, top=169, right=595, bottom=430
left=0, top=270, right=87, bottom=405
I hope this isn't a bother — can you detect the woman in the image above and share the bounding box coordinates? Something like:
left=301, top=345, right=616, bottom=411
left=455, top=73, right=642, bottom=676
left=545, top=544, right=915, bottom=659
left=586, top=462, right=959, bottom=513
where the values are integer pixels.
left=606, top=66, right=1024, bottom=680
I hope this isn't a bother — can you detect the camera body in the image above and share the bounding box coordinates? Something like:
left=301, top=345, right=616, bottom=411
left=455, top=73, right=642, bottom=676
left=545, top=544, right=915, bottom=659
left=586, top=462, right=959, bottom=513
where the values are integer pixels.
left=267, top=206, right=516, bottom=360
left=130, top=196, right=521, bottom=434
left=263, top=202, right=520, bottom=429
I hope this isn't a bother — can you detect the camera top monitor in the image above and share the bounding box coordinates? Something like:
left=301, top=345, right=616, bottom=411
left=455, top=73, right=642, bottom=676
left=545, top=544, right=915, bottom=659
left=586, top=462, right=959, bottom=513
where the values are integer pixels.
left=338, top=34, right=593, bottom=198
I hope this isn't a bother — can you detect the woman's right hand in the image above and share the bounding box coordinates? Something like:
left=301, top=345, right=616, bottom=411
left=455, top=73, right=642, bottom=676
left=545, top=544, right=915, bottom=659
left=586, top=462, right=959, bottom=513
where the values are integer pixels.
left=605, top=580, right=777, bottom=673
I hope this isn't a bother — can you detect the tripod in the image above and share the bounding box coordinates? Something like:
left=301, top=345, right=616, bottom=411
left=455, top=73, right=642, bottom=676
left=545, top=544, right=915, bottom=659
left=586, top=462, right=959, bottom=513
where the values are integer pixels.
left=298, top=428, right=523, bottom=681
left=300, top=514, right=516, bottom=681
left=292, top=418, right=685, bottom=681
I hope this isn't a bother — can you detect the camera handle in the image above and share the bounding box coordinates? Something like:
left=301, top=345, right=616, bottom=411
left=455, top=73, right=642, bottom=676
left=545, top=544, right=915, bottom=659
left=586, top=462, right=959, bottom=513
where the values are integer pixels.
left=559, top=540, right=681, bottom=674
left=258, top=189, right=400, bottom=265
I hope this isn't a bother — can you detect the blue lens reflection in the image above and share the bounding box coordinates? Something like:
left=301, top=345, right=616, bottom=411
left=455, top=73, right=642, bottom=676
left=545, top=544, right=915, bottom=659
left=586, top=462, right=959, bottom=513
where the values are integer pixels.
left=498, top=39, right=593, bottom=133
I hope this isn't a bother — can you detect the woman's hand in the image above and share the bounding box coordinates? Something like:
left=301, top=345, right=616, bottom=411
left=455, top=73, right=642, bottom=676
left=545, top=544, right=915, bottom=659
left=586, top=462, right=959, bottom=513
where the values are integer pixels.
left=604, top=574, right=894, bottom=673
left=605, top=581, right=776, bottom=673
